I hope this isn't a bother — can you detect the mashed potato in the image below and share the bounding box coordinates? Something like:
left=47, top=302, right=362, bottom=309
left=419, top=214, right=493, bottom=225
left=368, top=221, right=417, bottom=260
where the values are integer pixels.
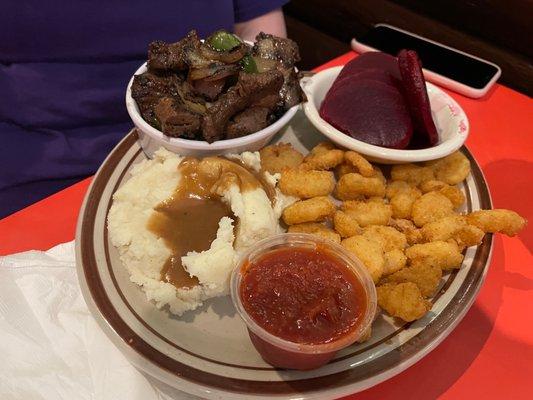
left=108, top=148, right=285, bottom=315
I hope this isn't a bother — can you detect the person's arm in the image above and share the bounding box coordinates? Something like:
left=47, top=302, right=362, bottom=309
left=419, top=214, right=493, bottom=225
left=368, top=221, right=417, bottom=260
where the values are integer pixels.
left=234, top=8, right=287, bottom=41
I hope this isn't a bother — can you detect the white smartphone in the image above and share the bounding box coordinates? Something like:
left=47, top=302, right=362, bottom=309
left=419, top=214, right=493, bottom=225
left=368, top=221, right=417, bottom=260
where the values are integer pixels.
left=351, top=24, right=501, bottom=98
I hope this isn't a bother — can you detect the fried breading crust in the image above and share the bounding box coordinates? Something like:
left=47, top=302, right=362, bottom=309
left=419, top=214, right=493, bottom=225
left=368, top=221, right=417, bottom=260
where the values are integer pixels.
left=381, top=263, right=442, bottom=297
left=335, top=173, right=386, bottom=200
left=467, top=209, right=527, bottom=236
left=301, top=142, right=344, bottom=170
left=342, top=235, right=384, bottom=283
left=342, top=201, right=393, bottom=227
left=259, top=143, right=303, bottom=174
left=333, top=210, right=361, bottom=238
left=426, top=151, right=471, bottom=185
left=377, top=282, right=431, bottom=322
left=391, top=163, right=435, bottom=186
left=282, top=196, right=335, bottom=225
left=279, top=169, right=335, bottom=198
left=411, top=192, right=455, bottom=227
left=406, top=241, right=464, bottom=270
left=288, top=222, right=341, bottom=243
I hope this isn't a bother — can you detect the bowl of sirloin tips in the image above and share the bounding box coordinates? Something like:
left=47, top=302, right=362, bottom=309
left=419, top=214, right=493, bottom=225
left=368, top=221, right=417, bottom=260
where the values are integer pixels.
left=126, top=30, right=305, bottom=157
left=302, top=51, right=469, bottom=164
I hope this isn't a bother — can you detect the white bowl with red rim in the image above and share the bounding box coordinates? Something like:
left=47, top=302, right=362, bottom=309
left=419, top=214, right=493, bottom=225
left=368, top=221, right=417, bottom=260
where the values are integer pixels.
left=301, top=66, right=469, bottom=164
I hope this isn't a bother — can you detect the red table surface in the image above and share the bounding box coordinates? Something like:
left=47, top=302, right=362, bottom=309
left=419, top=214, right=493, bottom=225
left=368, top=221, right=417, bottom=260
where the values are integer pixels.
left=1, top=52, right=532, bottom=399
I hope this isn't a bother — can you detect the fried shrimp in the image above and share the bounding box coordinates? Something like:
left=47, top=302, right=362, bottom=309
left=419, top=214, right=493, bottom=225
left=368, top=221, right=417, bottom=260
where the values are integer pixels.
left=386, top=180, right=416, bottom=198
left=335, top=173, right=386, bottom=200
left=259, top=143, right=303, bottom=174
left=288, top=222, right=341, bottom=243
left=344, top=151, right=375, bottom=177
left=381, top=263, right=442, bottom=297
left=420, top=215, right=485, bottom=248
left=333, top=210, right=361, bottom=238
left=419, top=180, right=465, bottom=209
left=362, top=225, right=407, bottom=251
left=282, top=196, right=335, bottom=225
left=335, top=163, right=358, bottom=179
left=342, top=235, right=384, bottom=282
left=467, top=209, right=527, bottom=236
left=390, top=188, right=422, bottom=219
left=383, top=249, right=407, bottom=275
left=389, top=218, right=424, bottom=245
left=411, top=192, right=455, bottom=227
left=301, top=142, right=344, bottom=170
left=391, top=163, right=435, bottom=186
left=426, top=151, right=471, bottom=185
left=342, top=201, right=392, bottom=227
left=406, top=241, right=464, bottom=270
left=377, top=282, right=431, bottom=322
left=278, top=169, right=335, bottom=198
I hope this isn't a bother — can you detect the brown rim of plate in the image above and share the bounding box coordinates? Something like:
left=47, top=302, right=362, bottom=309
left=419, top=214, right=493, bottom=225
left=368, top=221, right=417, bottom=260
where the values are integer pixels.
left=79, top=130, right=493, bottom=395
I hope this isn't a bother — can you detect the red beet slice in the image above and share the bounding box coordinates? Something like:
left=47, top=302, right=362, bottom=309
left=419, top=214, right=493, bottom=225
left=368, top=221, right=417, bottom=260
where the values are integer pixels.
left=397, top=49, right=439, bottom=147
left=320, top=79, right=413, bottom=149
left=329, top=68, right=398, bottom=95
left=336, top=52, right=402, bottom=82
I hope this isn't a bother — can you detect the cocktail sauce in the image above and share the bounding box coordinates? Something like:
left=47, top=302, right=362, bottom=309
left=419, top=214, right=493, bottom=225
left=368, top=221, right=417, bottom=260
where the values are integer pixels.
left=240, top=246, right=367, bottom=345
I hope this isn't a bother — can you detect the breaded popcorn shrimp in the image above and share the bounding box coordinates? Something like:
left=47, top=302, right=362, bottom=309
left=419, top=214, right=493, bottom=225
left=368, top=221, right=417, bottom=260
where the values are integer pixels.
left=301, top=142, right=344, bottom=170
left=389, top=218, right=424, bottom=245
left=381, top=263, right=442, bottom=297
left=333, top=210, right=361, bottom=238
left=383, top=249, right=407, bottom=275
left=335, top=162, right=358, bottom=179
left=467, top=209, right=527, bottom=236
left=419, top=180, right=465, bottom=209
left=406, top=241, right=464, bottom=271
left=279, top=169, right=335, bottom=198
left=282, top=196, right=335, bottom=225
left=259, top=143, right=304, bottom=174
left=420, top=215, right=485, bottom=248
left=426, top=151, right=471, bottom=185
left=344, top=151, right=375, bottom=177
left=288, top=222, right=341, bottom=243
left=342, top=201, right=393, bottom=227
left=377, top=282, right=431, bottom=322
left=391, top=163, right=435, bottom=186
left=411, top=191, right=455, bottom=227
left=362, top=225, right=407, bottom=251
left=335, top=173, right=386, bottom=200
left=342, top=235, right=384, bottom=282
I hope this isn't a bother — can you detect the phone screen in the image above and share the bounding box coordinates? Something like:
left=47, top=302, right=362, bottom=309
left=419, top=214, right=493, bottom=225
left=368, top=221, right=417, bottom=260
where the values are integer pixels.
left=359, top=26, right=499, bottom=89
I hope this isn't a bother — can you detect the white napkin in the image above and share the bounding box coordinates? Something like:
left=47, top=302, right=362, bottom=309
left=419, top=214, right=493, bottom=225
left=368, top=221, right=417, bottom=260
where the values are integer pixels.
left=0, top=242, right=200, bottom=400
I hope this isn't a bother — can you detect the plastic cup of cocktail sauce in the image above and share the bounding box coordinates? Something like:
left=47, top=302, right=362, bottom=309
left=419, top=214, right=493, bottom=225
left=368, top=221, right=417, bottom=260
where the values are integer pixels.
left=230, top=233, right=377, bottom=370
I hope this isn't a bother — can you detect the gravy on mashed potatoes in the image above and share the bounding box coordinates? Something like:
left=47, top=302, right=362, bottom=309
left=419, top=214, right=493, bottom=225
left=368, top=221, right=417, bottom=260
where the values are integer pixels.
left=107, top=148, right=295, bottom=316
left=148, top=157, right=269, bottom=290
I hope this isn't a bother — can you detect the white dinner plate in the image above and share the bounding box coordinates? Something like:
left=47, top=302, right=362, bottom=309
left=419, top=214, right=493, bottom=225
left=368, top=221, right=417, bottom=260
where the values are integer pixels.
left=76, top=111, right=492, bottom=399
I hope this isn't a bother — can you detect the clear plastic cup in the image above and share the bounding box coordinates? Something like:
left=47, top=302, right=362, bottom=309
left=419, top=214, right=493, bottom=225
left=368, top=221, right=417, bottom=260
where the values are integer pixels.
left=230, top=233, right=377, bottom=370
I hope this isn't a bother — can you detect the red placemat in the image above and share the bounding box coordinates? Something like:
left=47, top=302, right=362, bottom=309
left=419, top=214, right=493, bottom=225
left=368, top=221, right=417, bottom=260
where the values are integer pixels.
left=1, top=52, right=532, bottom=399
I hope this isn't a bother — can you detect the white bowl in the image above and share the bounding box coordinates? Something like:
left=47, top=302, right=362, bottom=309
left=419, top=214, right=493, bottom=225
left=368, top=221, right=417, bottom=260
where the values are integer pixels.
left=126, top=62, right=298, bottom=157
left=301, top=66, right=469, bottom=164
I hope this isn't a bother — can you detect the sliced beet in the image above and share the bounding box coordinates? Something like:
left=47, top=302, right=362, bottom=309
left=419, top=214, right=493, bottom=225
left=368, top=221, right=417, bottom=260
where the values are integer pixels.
left=320, top=79, right=413, bottom=149
left=336, top=52, right=401, bottom=82
left=397, top=49, right=439, bottom=147
left=329, top=68, right=399, bottom=95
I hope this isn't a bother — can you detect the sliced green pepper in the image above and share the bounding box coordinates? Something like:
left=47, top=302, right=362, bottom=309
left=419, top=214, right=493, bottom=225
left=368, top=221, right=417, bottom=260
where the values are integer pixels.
left=240, top=55, right=258, bottom=73
left=207, top=31, right=242, bottom=51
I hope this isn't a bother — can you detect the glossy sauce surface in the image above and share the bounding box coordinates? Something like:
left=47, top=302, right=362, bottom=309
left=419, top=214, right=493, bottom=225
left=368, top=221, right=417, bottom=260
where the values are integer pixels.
left=148, top=157, right=267, bottom=289
left=240, top=247, right=367, bottom=345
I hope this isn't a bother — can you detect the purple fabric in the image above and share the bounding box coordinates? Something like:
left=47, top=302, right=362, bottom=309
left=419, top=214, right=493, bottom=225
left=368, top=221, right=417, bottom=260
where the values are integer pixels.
left=0, top=0, right=287, bottom=218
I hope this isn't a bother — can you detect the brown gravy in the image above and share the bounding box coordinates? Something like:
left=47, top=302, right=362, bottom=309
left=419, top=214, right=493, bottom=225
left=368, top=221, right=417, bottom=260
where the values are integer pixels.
left=147, top=157, right=267, bottom=290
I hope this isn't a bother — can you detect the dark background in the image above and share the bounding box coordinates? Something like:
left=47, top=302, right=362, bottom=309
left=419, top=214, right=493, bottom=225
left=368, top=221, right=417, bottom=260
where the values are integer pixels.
left=283, top=0, right=533, bottom=96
